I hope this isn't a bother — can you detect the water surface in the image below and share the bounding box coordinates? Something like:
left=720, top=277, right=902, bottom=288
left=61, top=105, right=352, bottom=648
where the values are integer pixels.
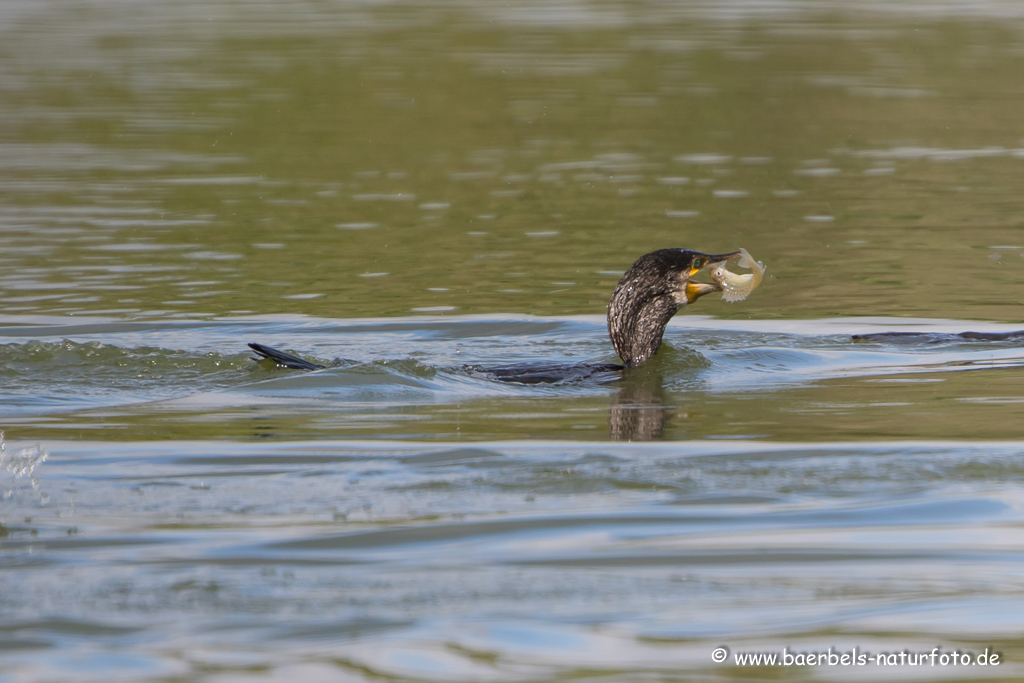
left=3, top=1, right=1024, bottom=681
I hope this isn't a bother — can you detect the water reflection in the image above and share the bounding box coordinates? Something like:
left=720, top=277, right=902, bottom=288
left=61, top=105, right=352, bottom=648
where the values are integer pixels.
left=610, top=368, right=668, bottom=441
left=2, top=2, right=1024, bottom=322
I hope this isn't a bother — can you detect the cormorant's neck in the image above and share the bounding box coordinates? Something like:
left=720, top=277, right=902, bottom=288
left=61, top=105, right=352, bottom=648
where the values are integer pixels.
left=607, top=286, right=681, bottom=369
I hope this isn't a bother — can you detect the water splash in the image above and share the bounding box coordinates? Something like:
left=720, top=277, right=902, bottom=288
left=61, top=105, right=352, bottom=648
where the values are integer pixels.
left=0, top=430, right=49, bottom=502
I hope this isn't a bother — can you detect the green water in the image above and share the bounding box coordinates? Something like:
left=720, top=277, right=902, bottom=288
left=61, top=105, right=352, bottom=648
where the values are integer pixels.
left=4, top=3, right=1024, bottom=323
left=3, top=2, right=1024, bottom=681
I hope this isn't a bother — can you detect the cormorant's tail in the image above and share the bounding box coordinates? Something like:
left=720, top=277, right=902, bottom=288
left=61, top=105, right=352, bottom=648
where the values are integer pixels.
left=248, top=342, right=326, bottom=371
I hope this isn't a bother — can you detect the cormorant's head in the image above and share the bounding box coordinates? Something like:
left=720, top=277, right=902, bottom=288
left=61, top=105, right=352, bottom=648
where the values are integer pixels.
left=674, top=249, right=744, bottom=304
left=607, top=248, right=743, bottom=368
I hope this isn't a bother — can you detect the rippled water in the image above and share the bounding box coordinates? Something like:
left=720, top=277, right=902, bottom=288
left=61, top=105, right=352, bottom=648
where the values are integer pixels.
left=3, top=1, right=1024, bottom=681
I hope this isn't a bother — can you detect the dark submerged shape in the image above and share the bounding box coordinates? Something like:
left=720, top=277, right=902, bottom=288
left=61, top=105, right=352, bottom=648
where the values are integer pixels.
left=249, top=247, right=743, bottom=381
left=853, top=330, right=1024, bottom=344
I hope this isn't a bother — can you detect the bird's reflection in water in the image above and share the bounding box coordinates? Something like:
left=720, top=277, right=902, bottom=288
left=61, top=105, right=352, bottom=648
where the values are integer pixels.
left=609, top=365, right=669, bottom=441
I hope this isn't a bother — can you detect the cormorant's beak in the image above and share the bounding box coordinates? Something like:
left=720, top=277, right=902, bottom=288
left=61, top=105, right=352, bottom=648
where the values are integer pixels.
left=683, top=250, right=743, bottom=304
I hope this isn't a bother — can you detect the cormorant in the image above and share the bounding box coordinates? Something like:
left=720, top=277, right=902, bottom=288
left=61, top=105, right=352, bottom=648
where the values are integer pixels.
left=248, top=248, right=762, bottom=382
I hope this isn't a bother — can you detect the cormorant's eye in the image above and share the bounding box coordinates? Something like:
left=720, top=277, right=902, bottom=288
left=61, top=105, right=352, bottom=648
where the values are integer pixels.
left=692, top=258, right=703, bottom=269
